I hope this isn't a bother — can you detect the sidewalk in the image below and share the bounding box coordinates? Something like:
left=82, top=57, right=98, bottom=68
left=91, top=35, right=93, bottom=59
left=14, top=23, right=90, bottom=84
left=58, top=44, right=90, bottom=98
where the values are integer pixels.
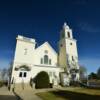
left=15, top=88, right=42, bottom=100
left=12, top=85, right=62, bottom=100
left=0, top=86, right=17, bottom=100
left=0, top=86, right=14, bottom=96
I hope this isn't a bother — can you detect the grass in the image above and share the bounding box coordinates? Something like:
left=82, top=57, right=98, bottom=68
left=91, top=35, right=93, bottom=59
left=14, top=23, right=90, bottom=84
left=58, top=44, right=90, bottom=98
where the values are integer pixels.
left=36, top=87, right=100, bottom=100
left=37, top=92, right=66, bottom=100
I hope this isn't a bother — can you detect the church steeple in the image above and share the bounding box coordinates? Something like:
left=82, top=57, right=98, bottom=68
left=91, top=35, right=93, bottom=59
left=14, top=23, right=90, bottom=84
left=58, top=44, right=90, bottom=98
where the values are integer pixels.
left=60, top=22, right=73, bottom=39
left=63, top=22, right=69, bottom=29
left=59, top=22, right=79, bottom=82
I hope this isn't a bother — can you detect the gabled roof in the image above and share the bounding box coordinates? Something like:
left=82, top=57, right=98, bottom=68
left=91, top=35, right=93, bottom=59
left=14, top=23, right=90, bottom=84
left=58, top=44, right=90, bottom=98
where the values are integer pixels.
left=35, top=42, right=57, bottom=55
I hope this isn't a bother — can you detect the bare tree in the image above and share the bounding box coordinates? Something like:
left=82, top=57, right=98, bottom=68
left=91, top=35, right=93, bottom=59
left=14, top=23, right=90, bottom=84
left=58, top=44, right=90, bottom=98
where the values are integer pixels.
left=1, top=68, right=8, bottom=81
left=79, top=65, right=87, bottom=80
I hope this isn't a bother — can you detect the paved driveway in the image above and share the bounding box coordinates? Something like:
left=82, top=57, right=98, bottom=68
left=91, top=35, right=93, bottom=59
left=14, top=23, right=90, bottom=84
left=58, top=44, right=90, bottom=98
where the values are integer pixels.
left=0, top=86, right=17, bottom=100
left=0, top=95, right=17, bottom=100
left=15, top=88, right=42, bottom=100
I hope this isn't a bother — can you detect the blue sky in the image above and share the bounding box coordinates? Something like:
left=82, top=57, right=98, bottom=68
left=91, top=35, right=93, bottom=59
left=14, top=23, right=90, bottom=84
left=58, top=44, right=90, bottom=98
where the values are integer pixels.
left=0, top=0, right=100, bottom=74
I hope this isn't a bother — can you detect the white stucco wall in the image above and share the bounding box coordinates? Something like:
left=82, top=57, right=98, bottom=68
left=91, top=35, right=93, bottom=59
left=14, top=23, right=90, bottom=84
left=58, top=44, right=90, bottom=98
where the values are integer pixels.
left=58, top=39, right=67, bottom=68
left=31, top=66, right=62, bottom=85
left=58, top=23, right=80, bottom=82
left=12, top=64, right=62, bottom=85
left=33, top=42, right=57, bottom=66
left=11, top=23, right=80, bottom=86
left=65, top=39, right=78, bottom=62
left=14, top=36, right=35, bottom=64
left=11, top=35, right=62, bottom=85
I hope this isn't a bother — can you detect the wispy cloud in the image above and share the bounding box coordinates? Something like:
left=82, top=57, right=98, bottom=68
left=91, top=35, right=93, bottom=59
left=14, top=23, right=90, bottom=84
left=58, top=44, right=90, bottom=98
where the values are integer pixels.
left=78, top=22, right=100, bottom=33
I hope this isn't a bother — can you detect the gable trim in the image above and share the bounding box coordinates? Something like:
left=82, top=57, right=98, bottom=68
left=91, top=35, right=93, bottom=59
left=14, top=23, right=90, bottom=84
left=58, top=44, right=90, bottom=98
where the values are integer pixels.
left=35, top=42, right=57, bottom=55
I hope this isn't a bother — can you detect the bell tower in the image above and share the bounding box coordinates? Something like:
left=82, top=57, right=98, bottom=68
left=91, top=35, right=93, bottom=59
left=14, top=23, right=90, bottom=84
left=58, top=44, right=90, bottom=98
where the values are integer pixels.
left=59, top=22, right=79, bottom=82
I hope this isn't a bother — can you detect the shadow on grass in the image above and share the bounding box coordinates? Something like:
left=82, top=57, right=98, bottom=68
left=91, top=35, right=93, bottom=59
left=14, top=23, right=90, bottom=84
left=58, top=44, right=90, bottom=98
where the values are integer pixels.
left=50, top=90, right=100, bottom=100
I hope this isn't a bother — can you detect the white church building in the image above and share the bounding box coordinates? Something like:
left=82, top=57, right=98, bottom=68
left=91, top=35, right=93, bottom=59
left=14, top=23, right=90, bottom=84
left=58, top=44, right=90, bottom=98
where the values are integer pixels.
left=10, top=23, right=79, bottom=88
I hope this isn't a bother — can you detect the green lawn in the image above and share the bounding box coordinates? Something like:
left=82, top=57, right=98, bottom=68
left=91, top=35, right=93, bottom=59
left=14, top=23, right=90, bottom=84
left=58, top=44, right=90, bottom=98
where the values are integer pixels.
left=36, top=87, right=100, bottom=100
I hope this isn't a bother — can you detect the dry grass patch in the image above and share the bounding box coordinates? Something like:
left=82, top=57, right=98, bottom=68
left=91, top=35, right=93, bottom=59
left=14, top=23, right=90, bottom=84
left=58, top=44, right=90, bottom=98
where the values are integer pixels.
left=36, top=87, right=100, bottom=100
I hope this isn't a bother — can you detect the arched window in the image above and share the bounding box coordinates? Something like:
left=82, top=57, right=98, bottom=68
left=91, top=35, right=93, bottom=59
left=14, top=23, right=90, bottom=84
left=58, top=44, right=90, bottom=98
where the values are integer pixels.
left=49, top=59, right=51, bottom=65
left=72, top=56, right=74, bottom=61
left=19, top=72, right=22, bottom=77
left=24, top=72, right=27, bottom=77
left=40, top=58, right=43, bottom=64
left=68, top=32, right=70, bottom=38
left=44, top=55, right=48, bottom=64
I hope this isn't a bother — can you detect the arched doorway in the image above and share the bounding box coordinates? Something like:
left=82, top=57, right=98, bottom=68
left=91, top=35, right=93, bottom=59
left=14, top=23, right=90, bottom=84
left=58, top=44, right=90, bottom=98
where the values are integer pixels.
left=34, top=71, right=50, bottom=89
